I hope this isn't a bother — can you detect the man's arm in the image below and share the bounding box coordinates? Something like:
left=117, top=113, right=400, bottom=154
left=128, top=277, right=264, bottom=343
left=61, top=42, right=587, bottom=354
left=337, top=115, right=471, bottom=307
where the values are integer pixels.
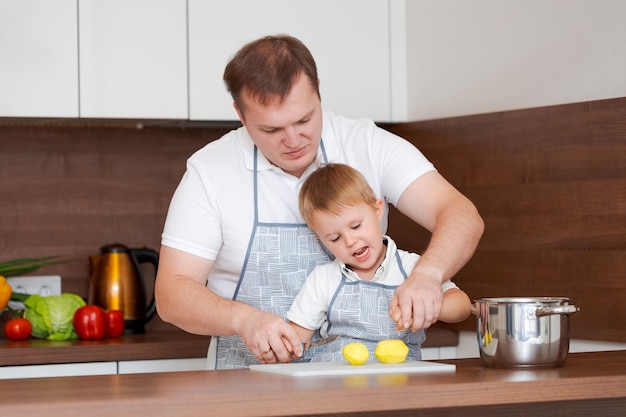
left=155, top=246, right=303, bottom=363
left=390, top=171, right=484, bottom=330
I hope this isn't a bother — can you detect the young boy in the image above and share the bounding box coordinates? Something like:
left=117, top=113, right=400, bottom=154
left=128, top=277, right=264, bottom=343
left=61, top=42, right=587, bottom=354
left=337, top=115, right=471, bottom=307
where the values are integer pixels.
left=287, top=163, right=471, bottom=362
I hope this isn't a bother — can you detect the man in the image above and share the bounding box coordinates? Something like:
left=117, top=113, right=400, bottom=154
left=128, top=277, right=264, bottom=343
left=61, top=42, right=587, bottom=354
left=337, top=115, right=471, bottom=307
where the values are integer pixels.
left=155, top=35, right=484, bottom=369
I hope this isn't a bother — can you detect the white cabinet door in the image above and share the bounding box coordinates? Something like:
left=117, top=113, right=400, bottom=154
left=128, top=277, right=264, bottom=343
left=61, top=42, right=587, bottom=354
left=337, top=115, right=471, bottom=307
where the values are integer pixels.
left=403, top=1, right=626, bottom=121
left=118, top=358, right=207, bottom=374
left=78, top=0, right=187, bottom=119
left=0, top=362, right=117, bottom=380
left=0, top=0, right=78, bottom=118
left=188, top=0, right=391, bottom=121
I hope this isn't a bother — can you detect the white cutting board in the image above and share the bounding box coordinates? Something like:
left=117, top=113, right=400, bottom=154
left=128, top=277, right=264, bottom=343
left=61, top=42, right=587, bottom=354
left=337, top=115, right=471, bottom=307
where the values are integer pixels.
left=249, top=360, right=455, bottom=377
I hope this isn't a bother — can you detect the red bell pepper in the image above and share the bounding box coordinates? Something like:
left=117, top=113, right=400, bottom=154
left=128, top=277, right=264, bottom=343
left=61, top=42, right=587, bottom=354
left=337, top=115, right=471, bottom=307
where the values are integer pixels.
left=104, top=310, right=125, bottom=338
left=73, top=305, right=106, bottom=340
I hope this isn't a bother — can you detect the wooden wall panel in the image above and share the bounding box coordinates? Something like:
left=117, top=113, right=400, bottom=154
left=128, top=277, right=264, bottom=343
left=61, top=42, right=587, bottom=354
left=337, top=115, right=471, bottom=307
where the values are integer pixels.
left=0, top=123, right=232, bottom=331
left=384, top=97, right=626, bottom=342
left=2, top=97, right=624, bottom=342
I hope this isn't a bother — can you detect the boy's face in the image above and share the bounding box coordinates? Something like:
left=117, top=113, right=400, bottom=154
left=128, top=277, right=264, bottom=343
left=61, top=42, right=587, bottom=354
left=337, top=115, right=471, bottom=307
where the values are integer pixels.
left=309, top=200, right=386, bottom=279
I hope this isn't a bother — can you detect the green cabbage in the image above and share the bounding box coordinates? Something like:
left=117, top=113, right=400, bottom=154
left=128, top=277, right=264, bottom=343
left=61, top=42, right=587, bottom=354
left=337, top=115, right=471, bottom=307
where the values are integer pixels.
left=24, top=293, right=86, bottom=341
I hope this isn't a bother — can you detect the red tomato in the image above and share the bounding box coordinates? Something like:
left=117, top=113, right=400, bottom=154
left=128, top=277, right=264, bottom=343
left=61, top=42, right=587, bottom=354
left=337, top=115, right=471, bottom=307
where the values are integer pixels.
left=4, top=318, right=32, bottom=341
left=73, top=305, right=106, bottom=340
left=104, top=310, right=125, bottom=338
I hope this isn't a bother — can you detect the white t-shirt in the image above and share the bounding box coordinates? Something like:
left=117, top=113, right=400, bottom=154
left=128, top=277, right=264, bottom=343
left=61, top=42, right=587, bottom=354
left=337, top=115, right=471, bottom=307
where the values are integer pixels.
left=161, top=111, right=436, bottom=299
left=286, top=236, right=459, bottom=333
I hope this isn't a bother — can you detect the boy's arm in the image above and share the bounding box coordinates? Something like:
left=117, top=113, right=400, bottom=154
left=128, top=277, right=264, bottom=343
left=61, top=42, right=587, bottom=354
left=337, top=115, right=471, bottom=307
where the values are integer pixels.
left=289, top=322, right=316, bottom=343
left=439, top=288, right=472, bottom=323
left=286, top=322, right=316, bottom=358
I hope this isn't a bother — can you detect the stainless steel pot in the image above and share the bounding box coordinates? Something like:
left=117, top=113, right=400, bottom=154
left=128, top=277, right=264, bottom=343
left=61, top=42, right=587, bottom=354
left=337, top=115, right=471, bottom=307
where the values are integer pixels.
left=473, top=297, right=580, bottom=368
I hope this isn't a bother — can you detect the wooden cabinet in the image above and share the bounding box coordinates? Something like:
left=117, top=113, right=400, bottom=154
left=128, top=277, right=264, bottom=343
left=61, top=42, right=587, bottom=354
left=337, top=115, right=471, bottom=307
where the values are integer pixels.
left=78, top=0, right=188, bottom=119
left=0, top=0, right=79, bottom=118
left=188, top=0, right=392, bottom=121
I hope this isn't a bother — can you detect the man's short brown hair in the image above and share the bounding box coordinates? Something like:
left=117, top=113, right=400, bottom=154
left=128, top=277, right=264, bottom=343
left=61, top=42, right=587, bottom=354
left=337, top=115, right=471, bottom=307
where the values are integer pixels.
left=223, top=34, right=320, bottom=114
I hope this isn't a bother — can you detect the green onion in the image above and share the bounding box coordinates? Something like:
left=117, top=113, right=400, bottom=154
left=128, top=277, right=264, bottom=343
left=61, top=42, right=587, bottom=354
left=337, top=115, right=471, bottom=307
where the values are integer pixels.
left=0, top=256, right=68, bottom=277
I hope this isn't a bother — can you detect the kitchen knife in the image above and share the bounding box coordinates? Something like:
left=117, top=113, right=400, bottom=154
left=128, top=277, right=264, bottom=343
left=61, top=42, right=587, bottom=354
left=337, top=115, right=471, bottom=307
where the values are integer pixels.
left=302, top=335, right=339, bottom=352
left=288, top=335, right=340, bottom=363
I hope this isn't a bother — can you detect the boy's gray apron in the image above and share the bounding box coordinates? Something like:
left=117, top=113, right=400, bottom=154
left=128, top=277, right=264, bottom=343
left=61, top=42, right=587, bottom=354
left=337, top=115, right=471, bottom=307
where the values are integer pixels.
left=215, top=145, right=331, bottom=369
left=308, top=249, right=426, bottom=362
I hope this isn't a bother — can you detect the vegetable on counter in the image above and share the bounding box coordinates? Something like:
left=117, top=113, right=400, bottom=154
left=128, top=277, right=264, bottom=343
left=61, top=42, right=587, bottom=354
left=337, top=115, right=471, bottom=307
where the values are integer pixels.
left=73, top=306, right=126, bottom=340
left=24, top=293, right=86, bottom=341
left=4, top=317, right=33, bottom=341
left=104, top=309, right=125, bottom=338
left=0, top=256, right=70, bottom=308
left=374, top=339, right=409, bottom=364
left=73, top=305, right=106, bottom=340
left=0, top=256, right=68, bottom=278
left=0, top=275, right=11, bottom=311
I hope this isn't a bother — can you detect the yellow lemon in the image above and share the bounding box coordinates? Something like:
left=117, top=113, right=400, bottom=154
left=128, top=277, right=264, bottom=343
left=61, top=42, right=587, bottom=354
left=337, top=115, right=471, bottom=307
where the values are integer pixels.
left=374, top=339, right=409, bottom=363
left=342, top=342, right=370, bottom=365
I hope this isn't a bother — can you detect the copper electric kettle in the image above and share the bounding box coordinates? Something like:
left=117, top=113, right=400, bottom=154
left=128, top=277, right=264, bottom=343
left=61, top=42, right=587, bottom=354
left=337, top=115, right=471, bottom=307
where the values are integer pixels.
left=88, top=243, right=159, bottom=334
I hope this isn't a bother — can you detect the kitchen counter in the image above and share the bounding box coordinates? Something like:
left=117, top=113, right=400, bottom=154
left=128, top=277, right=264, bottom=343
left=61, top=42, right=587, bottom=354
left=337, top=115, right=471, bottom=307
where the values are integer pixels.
left=0, top=327, right=458, bottom=366
left=0, top=330, right=211, bottom=366
left=0, top=350, right=624, bottom=417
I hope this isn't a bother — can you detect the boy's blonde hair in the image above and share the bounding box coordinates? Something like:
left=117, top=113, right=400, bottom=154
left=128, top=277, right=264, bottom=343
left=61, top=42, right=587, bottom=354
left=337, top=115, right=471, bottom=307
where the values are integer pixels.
left=299, top=163, right=377, bottom=225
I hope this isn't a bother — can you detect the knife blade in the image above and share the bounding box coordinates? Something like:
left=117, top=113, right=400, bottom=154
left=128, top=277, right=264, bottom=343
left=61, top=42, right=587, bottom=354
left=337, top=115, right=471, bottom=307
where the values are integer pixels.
left=302, top=335, right=339, bottom=351
left=290, top=336, right=340, bottom=363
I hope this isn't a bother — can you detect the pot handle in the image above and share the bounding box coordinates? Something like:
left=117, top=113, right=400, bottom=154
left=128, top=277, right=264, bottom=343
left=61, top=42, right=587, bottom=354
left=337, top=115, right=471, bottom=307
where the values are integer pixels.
left=533, top=305, right=580, bottom=318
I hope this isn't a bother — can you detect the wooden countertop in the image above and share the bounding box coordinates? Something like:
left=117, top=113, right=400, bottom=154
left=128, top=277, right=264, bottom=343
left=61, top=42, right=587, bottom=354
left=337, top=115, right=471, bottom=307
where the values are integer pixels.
left=0, top=330, right=211, bottom=366
left=0, top=327, right=458, bottom=366
left=1, top=350, right=624, bottom=417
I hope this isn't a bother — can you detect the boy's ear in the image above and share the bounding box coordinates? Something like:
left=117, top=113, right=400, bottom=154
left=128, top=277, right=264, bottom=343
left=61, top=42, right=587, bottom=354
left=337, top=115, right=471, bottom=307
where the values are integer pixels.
left=375, top=199, right=384, bottom=221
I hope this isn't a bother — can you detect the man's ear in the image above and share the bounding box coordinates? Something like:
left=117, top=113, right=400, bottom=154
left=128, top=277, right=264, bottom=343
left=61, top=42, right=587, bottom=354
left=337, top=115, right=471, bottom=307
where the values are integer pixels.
left=233, top=102, right=245, bottom=125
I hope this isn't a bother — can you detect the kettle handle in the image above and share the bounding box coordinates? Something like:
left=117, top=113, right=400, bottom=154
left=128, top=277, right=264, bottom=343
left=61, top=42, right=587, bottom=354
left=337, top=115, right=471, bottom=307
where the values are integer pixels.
left=129, top=247, right=159, bottom=323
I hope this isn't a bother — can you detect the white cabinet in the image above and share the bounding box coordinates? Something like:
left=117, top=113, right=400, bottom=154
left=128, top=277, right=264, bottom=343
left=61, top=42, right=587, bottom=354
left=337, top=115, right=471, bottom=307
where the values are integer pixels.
left=78, top=0, right=188, bottom=119
left=189, top=0, right=626, bottom=123
left=400, top=0, right=626, bottom=121
left=0, top=358, right=207, bottom=380
left=0, top=0, right=79, bottom=118
left=118, top=358, right=207, bottom=374
left=0, top=362, right=117, bottom=380
left=7, top=1, right=625, bottom=122
left=188, top=0, right=392, bottom=121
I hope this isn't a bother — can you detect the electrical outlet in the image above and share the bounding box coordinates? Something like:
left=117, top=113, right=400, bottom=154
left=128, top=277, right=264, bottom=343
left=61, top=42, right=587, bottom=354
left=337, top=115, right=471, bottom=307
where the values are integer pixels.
left=6, top=275, right=62, bottom=310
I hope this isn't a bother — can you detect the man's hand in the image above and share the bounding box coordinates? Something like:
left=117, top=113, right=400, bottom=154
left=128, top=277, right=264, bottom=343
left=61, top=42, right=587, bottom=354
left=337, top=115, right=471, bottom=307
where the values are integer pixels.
left=237, top=308, right=304, bottom=364
left=389, top=272, right=444, bottom=331
left=391, top=171, right=484, bottom=331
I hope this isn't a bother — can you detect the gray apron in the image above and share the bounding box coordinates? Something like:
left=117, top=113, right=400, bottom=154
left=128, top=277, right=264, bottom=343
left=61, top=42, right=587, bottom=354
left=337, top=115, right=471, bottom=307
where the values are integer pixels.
left=215, top=144, right=331, bottom=369
left=308, top=248, right=426, bottom=362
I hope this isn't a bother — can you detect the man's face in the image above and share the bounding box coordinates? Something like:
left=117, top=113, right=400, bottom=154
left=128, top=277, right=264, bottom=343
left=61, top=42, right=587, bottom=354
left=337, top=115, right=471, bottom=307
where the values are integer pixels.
left=235, top=75, right=323, bottom=178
